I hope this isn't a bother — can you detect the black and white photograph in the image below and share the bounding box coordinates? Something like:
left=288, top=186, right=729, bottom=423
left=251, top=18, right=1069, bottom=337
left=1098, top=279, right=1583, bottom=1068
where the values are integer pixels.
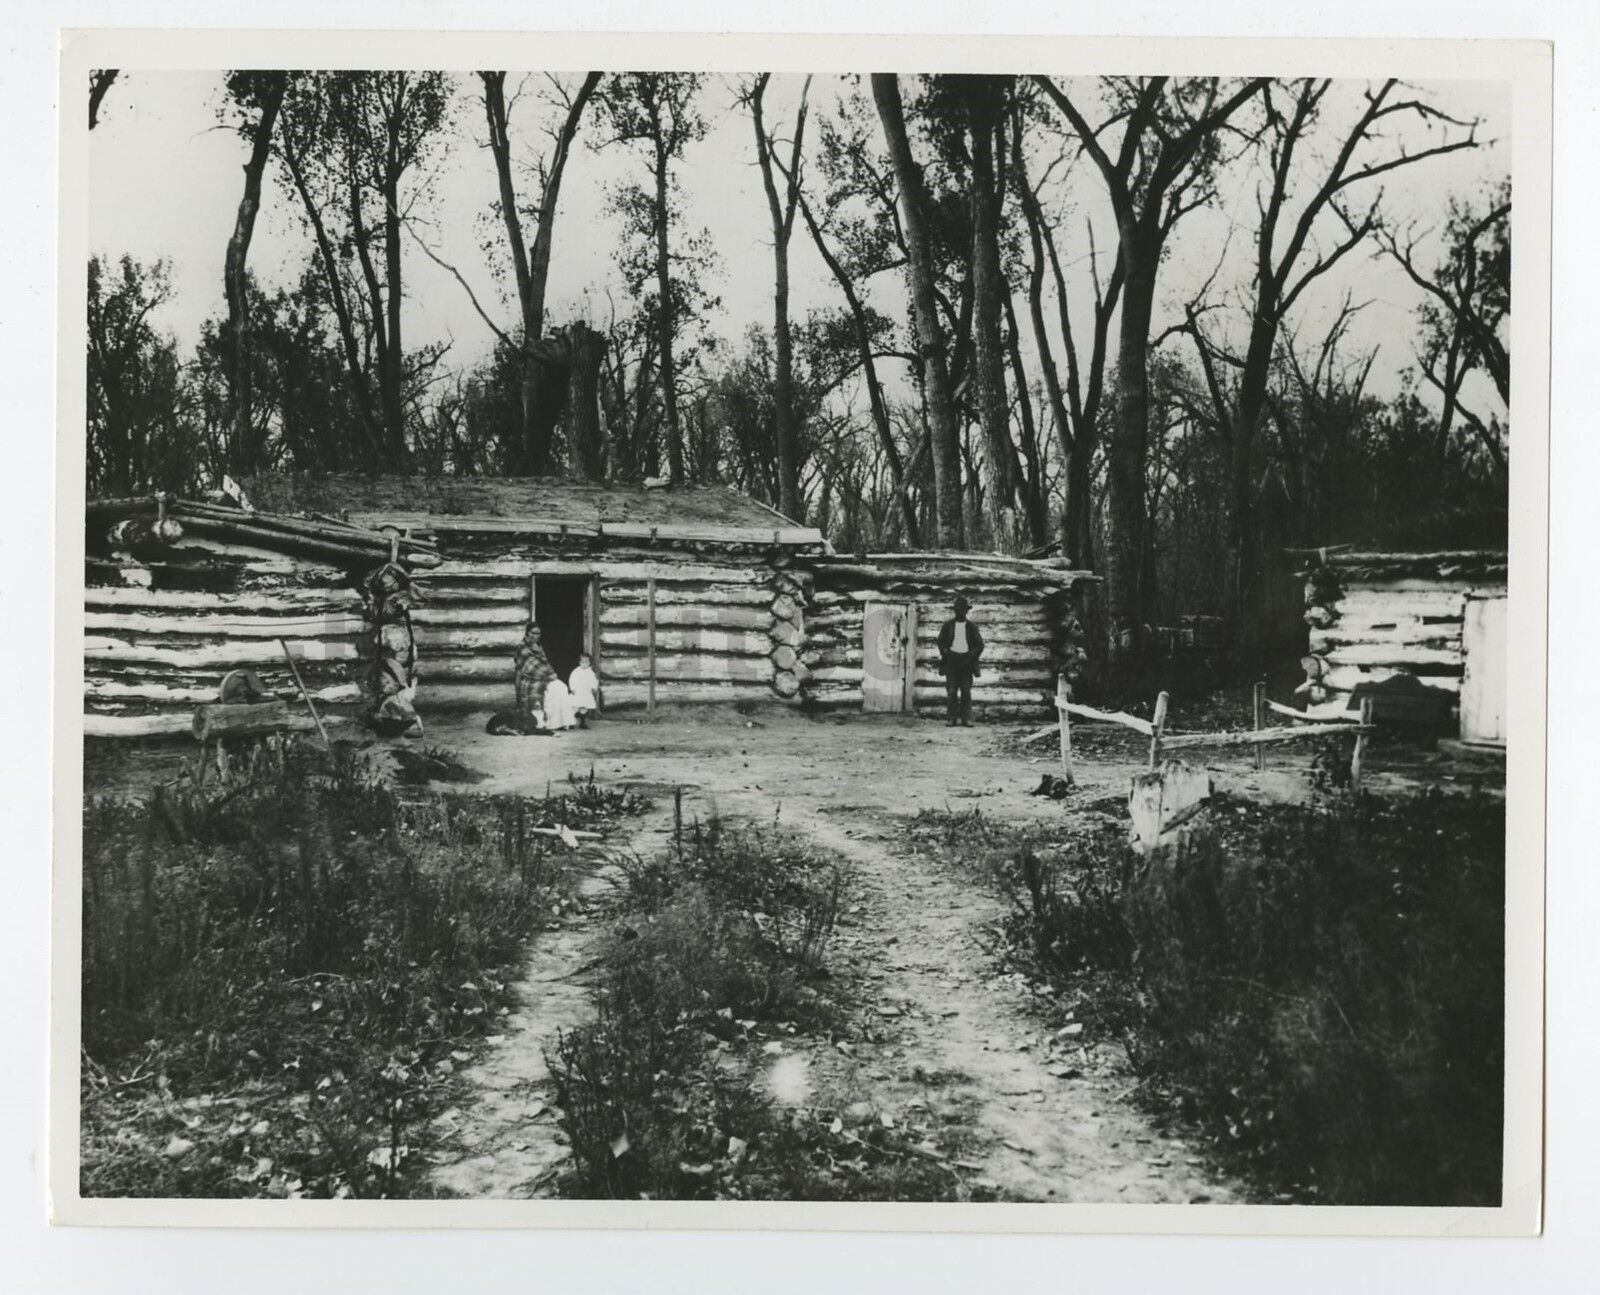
left=50, top=28, right=1548, bottom=1232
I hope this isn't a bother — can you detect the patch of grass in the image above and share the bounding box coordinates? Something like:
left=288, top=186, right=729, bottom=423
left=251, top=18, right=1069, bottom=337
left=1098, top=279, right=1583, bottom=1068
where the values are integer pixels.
left=550, top=818, right=977, bottom=1201
left=80, top=742, right=649, bottom=1199
left=912, top=790, right=1506, bottom=1206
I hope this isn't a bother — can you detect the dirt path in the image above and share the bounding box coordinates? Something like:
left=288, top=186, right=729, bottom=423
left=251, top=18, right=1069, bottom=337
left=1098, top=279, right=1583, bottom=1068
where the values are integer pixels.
left=625, top=779, right=1244, bottom=1203
left=424, top=801, right=682, bottom=1198
left=781, top=804, right=1238, bottom=1202
left=414, top=710, right=1252, bottom=1202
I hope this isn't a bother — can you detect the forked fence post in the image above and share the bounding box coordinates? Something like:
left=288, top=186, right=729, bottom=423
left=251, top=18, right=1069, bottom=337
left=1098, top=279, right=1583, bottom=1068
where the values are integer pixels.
left=1351, top=695, right=1375, bottom=792
left=1056, top=673, right=1074, bottom=786
left=1253, top=680, right=1266, bottom=772
left=1148, top=690, right=1170, bottom=771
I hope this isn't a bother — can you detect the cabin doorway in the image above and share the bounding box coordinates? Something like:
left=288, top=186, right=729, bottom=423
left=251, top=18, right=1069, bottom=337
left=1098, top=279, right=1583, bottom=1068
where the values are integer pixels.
left=531, top=575, right=594, bottom=682
left=1459, top=592, right=1507, bottom=746
left=862, top=600, right=917, bottom=712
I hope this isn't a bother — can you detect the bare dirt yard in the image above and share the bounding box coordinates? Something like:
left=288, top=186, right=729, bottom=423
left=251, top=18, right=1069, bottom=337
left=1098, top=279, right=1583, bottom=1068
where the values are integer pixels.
left=81, top=701, right=1503, bottom=1203
left=344, top=701, right=1501, bottom=1203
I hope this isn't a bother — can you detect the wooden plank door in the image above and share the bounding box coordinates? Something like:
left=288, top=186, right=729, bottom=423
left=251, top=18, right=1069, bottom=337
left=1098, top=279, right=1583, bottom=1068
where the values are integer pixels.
left=862, top=601, right=916, bottom=712
left=1459, top=593, right=1507, bottom=745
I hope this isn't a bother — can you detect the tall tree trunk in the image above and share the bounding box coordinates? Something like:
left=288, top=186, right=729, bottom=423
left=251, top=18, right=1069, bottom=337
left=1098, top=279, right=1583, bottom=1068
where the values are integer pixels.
left=1001, top=292, right=1050, bottom=548
left=223, top=75, right=286, bottom=478
left=1107, top=231, right=1158, bottom=643
left=1064, top=438, right=1094, bottom=569
left=279, top=134, right=383, bottom=461
left=750, top=74, right=809, bottom=520
left=1230, top=316, right=1276, bottom=669
left=965, top=77, right=1018, bottom=549
left=483, top=71, right=600, bottom=474
left=653, top=144, right=684, bottom=483
left=791, top=186, right=919, bottom=545
left=771, top=247, right=799, bottom=516
left=567, top=321, right=607, bottom=480
left=381, top=140, right=407, bottom=464
left=872, top=73, right=963, bottom=550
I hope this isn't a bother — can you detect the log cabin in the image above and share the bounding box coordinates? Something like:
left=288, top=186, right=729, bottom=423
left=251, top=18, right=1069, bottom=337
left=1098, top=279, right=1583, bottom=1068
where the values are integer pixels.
left=1297, top=549, right=1508, bottom=746
left=82, top=475, right=1098, bottom=734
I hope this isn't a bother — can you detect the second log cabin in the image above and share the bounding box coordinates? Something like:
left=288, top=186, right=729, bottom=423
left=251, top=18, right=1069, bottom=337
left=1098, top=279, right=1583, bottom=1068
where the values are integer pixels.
left=1297, top=548, right=1508, bottom=746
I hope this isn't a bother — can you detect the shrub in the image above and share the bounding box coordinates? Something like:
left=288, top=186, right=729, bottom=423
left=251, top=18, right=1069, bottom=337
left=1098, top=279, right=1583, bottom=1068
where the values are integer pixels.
left=552, top=817, right=846, bottom=1198
left=926, top=790, right=1506, bottom=1206
left=80, top=742, right=647, bottom=1199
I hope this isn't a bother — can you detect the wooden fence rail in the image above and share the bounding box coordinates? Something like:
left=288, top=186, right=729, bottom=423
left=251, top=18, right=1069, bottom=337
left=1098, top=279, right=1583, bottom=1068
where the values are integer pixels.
left=1037, top=675, right=1377, bottom=791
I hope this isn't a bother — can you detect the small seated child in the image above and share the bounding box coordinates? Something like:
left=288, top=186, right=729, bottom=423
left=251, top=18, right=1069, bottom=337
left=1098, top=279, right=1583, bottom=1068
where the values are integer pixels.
left=542, top=676, right=577, bottom=731
left=567, top=653, right=602, bottom=725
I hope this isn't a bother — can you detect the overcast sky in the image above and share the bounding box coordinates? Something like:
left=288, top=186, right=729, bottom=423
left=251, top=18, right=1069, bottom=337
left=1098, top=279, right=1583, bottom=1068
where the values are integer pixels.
left=87, top=71, right=1511, bottom=411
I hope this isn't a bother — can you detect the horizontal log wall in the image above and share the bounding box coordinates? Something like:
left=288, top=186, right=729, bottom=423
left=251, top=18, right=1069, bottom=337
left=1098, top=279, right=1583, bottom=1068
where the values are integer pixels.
left=801, top=578, right=1082, bottom=719
left=1299, top=574, right=1502, bottom=706
left=84, top=556, right=364, bottom=717
left=85, top=533, right=812, bottom=720
left=595, top=564, right=809, bottom=706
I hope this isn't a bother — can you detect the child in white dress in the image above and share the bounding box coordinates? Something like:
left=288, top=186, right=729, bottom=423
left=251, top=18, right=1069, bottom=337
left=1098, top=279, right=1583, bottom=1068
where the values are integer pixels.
left=567, top=653, right=602, bottom=723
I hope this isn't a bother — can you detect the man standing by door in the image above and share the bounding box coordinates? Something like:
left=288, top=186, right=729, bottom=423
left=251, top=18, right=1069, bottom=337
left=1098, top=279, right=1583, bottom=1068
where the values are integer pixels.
left=937, top=595, right=984, bottom=727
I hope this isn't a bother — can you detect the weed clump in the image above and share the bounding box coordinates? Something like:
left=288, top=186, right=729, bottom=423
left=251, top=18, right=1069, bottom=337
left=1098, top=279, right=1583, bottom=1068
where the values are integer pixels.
left=913, top=789, right=1506, bottom=1206
left=80, top=743, right=648, bottom=1199
left=551, top=818, right=853, bottom=1199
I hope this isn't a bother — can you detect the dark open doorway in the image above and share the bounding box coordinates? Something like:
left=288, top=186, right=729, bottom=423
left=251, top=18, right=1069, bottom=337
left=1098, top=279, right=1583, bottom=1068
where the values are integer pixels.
left=534, top=576, right=590, bottom=682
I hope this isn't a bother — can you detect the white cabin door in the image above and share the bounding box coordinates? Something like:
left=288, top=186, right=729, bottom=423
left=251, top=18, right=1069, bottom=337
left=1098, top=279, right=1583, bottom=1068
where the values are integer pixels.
left=1459, top=593, right=1507, bottom=746
left=862, top=601, right=916, bottom=712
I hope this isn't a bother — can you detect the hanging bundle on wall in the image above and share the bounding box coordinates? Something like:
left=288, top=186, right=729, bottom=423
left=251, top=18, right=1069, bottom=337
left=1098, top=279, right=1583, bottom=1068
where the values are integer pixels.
left=361, top=554, right=423, bottom=737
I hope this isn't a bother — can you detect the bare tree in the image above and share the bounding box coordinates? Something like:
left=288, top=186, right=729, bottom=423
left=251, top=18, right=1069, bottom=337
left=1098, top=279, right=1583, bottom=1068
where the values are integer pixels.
left=479, top=71, right=602, bottom=473
left=1175, top=78, right=1479, bottom=656
left=1373, top=179, right=1510, bottom=472
left=780, top=154, right=922, bottom=546
left=221, top=72, right=289, bottom=476
left=1010, top=103, right=1124, bottom=567
left=276, top=72, right=451, bottom=469
left=954, top=74, right=1028, bottom=549
left=595, top=73, right=709, bottom=483
left=872, top=72, right=964, bottom=549
left=1036, top=75, right=1268, bottom=645
left=747, top=73, right=813, bottom=521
